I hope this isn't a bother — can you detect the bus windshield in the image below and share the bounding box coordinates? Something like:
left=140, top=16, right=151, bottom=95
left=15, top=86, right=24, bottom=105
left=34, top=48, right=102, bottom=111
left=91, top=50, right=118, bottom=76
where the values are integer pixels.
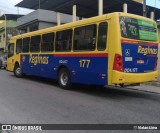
left=119, top=16, right=158, bottom=41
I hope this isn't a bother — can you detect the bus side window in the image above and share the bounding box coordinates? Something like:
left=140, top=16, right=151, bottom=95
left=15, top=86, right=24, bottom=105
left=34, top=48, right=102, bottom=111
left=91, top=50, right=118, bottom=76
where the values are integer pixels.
left=23, top=37, right=30, bottom=53
left=55, top=29, right=72, bottom=52
left=42, top=33, right=54, bottom=52
left=16, top=39, right=22, bottom=54
left=8, top=43, right=14, bottom=58
left=97, top=22, right=108, bottom=51
left=74, top=24, right=97, bottom=51
left=30, top=35, right=41, bottom=52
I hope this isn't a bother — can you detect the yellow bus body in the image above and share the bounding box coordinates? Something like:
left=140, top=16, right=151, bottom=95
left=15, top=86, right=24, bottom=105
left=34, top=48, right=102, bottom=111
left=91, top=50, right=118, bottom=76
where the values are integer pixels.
left=7, top=12, right=158, bottom=87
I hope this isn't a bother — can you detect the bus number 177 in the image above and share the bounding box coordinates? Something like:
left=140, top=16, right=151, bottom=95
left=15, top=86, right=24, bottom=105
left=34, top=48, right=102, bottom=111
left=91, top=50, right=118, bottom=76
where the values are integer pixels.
left=79, top=59, right=90, bottom=68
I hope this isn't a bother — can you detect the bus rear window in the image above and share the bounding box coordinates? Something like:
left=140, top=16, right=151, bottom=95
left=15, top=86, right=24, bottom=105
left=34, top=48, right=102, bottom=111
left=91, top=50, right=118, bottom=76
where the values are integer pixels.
left=119, top=16, right=157, bottom=41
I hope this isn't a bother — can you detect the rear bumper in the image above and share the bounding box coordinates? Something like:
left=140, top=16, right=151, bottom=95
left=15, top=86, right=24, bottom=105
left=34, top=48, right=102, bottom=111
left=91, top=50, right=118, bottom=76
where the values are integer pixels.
left=111, top=70, right=158, bottom=84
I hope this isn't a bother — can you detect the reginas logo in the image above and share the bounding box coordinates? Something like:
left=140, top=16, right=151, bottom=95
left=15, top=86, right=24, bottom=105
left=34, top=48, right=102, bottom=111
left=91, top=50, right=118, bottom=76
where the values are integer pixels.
left=29, top=55, right=49, bottom=65
left=138, top=46, right=158, bottom=55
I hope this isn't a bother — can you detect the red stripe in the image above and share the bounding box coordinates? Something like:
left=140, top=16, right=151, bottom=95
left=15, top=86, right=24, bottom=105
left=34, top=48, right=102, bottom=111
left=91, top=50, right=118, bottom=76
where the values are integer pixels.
left=121, top=39, right=138, bottom=44
left=54, top=53, right=108, bottom=57
left=147, top=55, right=157, bottom=58
left=138, top=43, right=158, bottom=47
left=121, top=39, right=158, bottom=46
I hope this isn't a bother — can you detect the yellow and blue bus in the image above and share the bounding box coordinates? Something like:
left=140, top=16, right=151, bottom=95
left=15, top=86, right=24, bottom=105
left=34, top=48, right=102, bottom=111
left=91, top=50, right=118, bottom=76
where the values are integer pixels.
left=7, top=12, right=159, bottom=89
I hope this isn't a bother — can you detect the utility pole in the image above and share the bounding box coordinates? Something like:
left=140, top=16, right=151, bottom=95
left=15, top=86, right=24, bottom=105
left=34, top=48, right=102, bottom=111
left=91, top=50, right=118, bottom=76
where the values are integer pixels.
left=39, top=0, right=41, bottom=9
left=143, top=0, right=147, bottom=17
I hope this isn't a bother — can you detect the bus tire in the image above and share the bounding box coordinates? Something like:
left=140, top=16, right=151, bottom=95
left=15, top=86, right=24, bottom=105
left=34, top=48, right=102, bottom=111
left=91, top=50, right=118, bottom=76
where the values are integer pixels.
left=14, top=63, right=23, bottom=78
left=58, top=68, right=71, bottom=90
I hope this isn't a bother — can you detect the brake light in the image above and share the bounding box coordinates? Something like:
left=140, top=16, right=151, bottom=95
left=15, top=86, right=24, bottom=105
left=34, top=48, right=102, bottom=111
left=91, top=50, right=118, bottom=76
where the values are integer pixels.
left=154, top=58, right=158, bottom=70
left=113, top=54, right=123, bottom=72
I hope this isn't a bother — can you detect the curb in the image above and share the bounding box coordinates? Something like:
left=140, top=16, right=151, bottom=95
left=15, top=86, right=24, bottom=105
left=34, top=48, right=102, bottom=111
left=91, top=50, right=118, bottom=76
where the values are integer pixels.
left=129, top=83, right=160, bottom=95
left=144, top=81, right=160, bottom=87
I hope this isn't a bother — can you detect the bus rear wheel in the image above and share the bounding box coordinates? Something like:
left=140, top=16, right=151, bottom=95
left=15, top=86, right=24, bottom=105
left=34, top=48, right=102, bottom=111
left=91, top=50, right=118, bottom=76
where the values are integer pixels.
left=58, top=68, right=71, bottom=90
left=14, top=64, right=23, bottom=78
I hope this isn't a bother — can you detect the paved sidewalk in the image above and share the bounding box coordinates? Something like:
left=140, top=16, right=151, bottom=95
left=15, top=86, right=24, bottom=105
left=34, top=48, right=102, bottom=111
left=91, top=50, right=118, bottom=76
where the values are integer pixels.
left=129, top=84, right=160, bottom=94
left=145, top=80, right=160, bottom=87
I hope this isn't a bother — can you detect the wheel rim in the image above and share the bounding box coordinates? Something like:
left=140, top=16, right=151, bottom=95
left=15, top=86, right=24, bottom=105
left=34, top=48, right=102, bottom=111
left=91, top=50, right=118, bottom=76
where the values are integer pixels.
left=16, top=67, right=21, bottom=76
left=60, top=72, right=68, bottom=86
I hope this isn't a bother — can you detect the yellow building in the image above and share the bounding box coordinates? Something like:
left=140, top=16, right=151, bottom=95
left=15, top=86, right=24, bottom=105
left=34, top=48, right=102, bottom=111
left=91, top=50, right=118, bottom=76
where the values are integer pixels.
left=0, top=18, right=18, bottom=57
left=0, top=20, right=4, bottom=24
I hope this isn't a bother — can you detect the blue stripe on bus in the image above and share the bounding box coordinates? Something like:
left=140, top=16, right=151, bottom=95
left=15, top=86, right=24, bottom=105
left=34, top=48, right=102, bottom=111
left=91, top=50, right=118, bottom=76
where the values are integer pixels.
left=20, top=54, right=108, bottom=85
left=121, top=42, right=158, bottom=73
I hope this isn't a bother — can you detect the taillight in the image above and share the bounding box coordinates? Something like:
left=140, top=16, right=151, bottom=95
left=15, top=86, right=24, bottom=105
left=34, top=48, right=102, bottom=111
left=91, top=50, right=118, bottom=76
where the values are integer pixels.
left=154, top=58, right=158, bottom=70
left=113, top=54, right=123, bottom=72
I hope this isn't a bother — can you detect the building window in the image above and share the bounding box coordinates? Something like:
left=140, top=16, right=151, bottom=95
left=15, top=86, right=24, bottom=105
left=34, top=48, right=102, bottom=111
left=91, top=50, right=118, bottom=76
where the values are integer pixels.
left=30, top=26, right=38, bottom=32
left=55, top=29, right=72, bottom=52
left=30, top=35, right=41, bottom=52
left=16, top=39, right=22, bottom=54
left=41, top=33, right=54, bottom=52
left=74, top=24, right=97, bottom=51
left=97, top=22, right=108, bottom=51
left=23, top=37, right=30, bottom=53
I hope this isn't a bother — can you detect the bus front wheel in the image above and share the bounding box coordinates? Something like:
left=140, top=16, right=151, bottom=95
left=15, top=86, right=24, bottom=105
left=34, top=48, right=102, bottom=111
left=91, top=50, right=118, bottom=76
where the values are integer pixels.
left=14, top=64, right=23, bottom=78
left=58, top=68, right=71, bottom=90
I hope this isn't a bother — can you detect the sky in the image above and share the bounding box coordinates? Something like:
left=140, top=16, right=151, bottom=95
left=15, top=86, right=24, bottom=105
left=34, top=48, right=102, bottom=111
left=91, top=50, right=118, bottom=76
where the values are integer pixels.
left=0, top=0, right=160, bottom=15
left=0, top=0, right=33, bottom=15
left=147, top=0, right=160, bottom=8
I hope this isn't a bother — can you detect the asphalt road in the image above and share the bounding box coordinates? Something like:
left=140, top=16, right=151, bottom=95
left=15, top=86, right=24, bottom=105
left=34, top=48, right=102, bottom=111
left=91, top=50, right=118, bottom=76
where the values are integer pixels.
left=0, top=70, right=160, bottom=133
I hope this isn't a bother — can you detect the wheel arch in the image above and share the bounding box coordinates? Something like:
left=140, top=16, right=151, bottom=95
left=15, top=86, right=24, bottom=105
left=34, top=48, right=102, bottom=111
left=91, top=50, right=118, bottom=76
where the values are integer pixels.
left=57, top=65, right=70, bottom=77
left=57, top=65, right=72, bottom=89
left=14, top=61, right=20, bottom=68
